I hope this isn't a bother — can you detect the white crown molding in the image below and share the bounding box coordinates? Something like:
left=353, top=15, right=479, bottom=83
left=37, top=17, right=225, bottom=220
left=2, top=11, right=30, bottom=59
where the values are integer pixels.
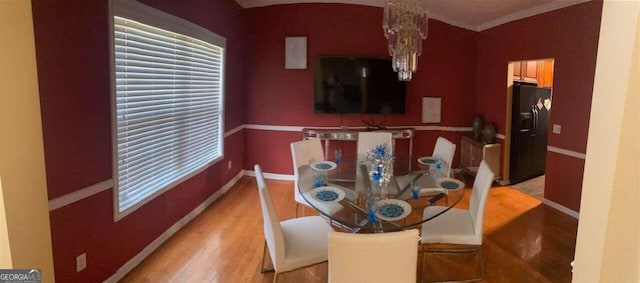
left=426, top=10, right=478, bottom=32
left=235, top=0, right=478, bottom=30
left=235, top=0, right=590, bottom=32
left=476, top=0, right=591, bottom=31
left=234, top=0, right=251, bottom=8
left=236, top=0, right=384, bottom=9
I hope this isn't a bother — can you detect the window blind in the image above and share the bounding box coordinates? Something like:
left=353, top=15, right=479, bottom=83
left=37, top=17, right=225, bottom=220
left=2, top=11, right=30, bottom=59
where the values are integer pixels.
left=114, top=16, right=224, bottom=214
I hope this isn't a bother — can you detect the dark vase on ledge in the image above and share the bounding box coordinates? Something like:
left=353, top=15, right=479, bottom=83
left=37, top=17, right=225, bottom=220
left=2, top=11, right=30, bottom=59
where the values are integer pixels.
left=472, top=115, right=484, bottom=140
left=482, top=123, right=497, bottom=144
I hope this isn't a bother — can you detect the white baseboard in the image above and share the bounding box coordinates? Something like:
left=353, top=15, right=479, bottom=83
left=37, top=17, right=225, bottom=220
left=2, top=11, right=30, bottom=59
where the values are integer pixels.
left=506, top=182, right=580, bottom=219
left=541, top=198, right=579, bottom=219
left=103, top=170, right=245, bottom=283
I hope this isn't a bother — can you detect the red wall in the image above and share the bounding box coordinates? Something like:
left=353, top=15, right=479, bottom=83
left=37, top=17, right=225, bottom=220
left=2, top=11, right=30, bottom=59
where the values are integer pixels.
left=243, top=4, right=478, bottom=174
left=545, top=152, right=586, bottom=211
left=31, top=0, right=246, bottom=281
left=31, top=1, right=602, bottom=280
left=475, top=1, right=602, bottom=211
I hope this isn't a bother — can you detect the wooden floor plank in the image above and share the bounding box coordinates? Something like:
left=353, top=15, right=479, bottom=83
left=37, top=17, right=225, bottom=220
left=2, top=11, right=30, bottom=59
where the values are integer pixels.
left=120, top=177, right=577, bottom=282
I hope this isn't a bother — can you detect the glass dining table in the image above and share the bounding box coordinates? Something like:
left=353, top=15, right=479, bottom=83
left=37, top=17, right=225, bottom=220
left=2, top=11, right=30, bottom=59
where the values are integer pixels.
left=297, top=157, right=467, bottom=233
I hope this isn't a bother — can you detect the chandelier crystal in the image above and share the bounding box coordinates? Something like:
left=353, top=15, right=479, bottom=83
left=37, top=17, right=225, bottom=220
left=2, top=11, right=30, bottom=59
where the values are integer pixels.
left=382, top=0, right=429, bottom=81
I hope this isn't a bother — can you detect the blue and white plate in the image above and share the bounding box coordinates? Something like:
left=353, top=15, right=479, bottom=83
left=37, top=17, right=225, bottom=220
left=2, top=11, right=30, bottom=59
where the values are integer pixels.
left=311, top=161, right=337, bottom=171
left=435, top=178, right=465, bottom=190
left=418, top=156, right=438, bottom=166
left=376, top=199, right=412, bottom=221
left=311, top=186, right=345, bottom=203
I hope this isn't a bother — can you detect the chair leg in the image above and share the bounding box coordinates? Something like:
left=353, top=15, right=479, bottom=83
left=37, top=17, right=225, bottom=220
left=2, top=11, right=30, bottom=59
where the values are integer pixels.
left=418, top=244, right=425, bottom=283
left=261, top=241, right=274, bottom=273
left=421, top=245, right=483, bottom=283
left=272, top=272, right=278, bottom=283
left=477, top=247, right=484, bottom=281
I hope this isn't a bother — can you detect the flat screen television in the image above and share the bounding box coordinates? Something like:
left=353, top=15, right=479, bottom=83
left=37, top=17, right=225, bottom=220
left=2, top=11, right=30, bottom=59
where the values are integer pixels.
left=314, top=56, right=406, bottom=114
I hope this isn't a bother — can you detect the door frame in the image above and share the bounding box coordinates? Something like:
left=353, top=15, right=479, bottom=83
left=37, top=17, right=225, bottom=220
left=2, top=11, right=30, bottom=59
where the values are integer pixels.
left=503, top=59, right=554, bottom=185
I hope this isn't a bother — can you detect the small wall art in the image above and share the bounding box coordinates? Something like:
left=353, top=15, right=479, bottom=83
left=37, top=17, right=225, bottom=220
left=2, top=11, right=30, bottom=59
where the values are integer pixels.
left=285, top=36, right=307, bottom=69
left=422, top=97, right=442, bottom=123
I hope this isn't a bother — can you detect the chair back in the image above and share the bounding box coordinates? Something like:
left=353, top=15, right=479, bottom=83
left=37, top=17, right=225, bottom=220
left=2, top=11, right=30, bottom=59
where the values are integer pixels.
left=255, top=164, right=286, bottom=271
left=356, top=132, right=393, bottom=163
left=469, top=161, right=494, bottom=244
left=432, top=136, right=456, bottom=177
left=291, top=139, right=324, bottom=194
left=328, top=229, right=419, bottom=283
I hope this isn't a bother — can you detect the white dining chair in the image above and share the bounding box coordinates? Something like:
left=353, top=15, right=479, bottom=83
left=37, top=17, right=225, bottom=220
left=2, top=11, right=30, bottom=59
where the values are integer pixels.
left=328, top=229, right=420, bottom=283
left=255, top=164, right=334, bottom=282
left=419, top=160, right=494, bottom=282
left=398, top=137, right=456, bottom=200
left=432, top=136, right=456, bottom=178
left=291, top=139, right=325, bottom=216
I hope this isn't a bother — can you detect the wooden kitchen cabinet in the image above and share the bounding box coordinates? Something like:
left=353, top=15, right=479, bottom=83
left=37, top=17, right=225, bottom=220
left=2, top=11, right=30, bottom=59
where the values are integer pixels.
left=513, top=59, right=554, bottom=87
left=460, top=136, right=501, bottom=180
left=513, top=60, right=538, bottom=83
left=535, top=59, right=554, bottom=87
left=513, top=61, right=522, bottom=77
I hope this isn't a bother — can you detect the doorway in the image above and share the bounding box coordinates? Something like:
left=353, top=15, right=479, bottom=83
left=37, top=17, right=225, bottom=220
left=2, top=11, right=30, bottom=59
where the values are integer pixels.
left=503, top=59, right=554, bottom=199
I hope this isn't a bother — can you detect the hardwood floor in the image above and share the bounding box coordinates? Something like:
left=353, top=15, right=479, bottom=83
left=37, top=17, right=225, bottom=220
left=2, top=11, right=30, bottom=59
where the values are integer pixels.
left=120, top=176, right=577, bottom=282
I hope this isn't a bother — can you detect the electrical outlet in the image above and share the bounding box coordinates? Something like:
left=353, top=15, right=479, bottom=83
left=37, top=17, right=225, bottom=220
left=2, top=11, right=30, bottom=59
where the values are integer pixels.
left=76, top=253, right=86, bottom=272
left=552, top=124, right=561, bottom=134
left=227, top=161, right=232, bottom=170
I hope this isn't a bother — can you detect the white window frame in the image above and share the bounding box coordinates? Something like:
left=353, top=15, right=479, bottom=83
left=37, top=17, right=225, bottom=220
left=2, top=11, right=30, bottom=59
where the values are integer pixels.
left=110, top=0, right=226, bottom=221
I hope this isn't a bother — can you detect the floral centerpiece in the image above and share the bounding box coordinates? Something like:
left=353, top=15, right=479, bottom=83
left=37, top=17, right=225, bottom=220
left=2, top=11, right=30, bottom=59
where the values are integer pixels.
left=363, top=143, right=394, bottom=222
left=365, top=143, right=394, bottom=184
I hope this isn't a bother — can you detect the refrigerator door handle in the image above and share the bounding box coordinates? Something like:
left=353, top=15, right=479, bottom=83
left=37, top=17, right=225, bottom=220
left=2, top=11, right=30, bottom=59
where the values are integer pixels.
left=531, top=105, right=538, bottom=137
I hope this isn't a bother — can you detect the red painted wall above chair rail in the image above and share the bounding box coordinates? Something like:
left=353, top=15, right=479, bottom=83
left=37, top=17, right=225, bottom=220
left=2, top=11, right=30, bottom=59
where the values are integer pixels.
left=29, top=1, right=603, bottom=281
left=243, top=4, right=478, bottom=174
left=244, top=4, right=477, bottom=128
left=475, top=0, right=602, bottom=211
left=31, top=0, right=246, bottom=281
left=476, top=1, right=602, bottom=154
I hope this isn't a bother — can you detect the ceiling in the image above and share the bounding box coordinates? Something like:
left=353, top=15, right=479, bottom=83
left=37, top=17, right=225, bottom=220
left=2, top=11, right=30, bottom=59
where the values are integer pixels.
left=233, top=0, right=590, bottom=31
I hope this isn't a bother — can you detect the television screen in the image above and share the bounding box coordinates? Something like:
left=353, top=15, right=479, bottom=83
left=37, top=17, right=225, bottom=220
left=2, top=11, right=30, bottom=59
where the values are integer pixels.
left=314, top=57, right=406, bottom=114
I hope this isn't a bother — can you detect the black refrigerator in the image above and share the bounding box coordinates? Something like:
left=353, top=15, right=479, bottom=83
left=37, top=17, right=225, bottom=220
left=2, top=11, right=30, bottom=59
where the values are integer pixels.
left=510, top=83, right=552, bottom=184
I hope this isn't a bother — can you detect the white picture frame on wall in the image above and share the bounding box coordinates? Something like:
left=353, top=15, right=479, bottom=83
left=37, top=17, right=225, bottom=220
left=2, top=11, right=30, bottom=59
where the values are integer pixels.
left=285, top=36, right=307, bottom=69
left=422, top=97, right=442, bottom=123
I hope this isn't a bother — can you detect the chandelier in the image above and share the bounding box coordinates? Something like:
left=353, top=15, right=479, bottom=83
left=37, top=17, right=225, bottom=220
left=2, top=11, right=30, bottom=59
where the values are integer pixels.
left=382, top=0, right=429, bottom=81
